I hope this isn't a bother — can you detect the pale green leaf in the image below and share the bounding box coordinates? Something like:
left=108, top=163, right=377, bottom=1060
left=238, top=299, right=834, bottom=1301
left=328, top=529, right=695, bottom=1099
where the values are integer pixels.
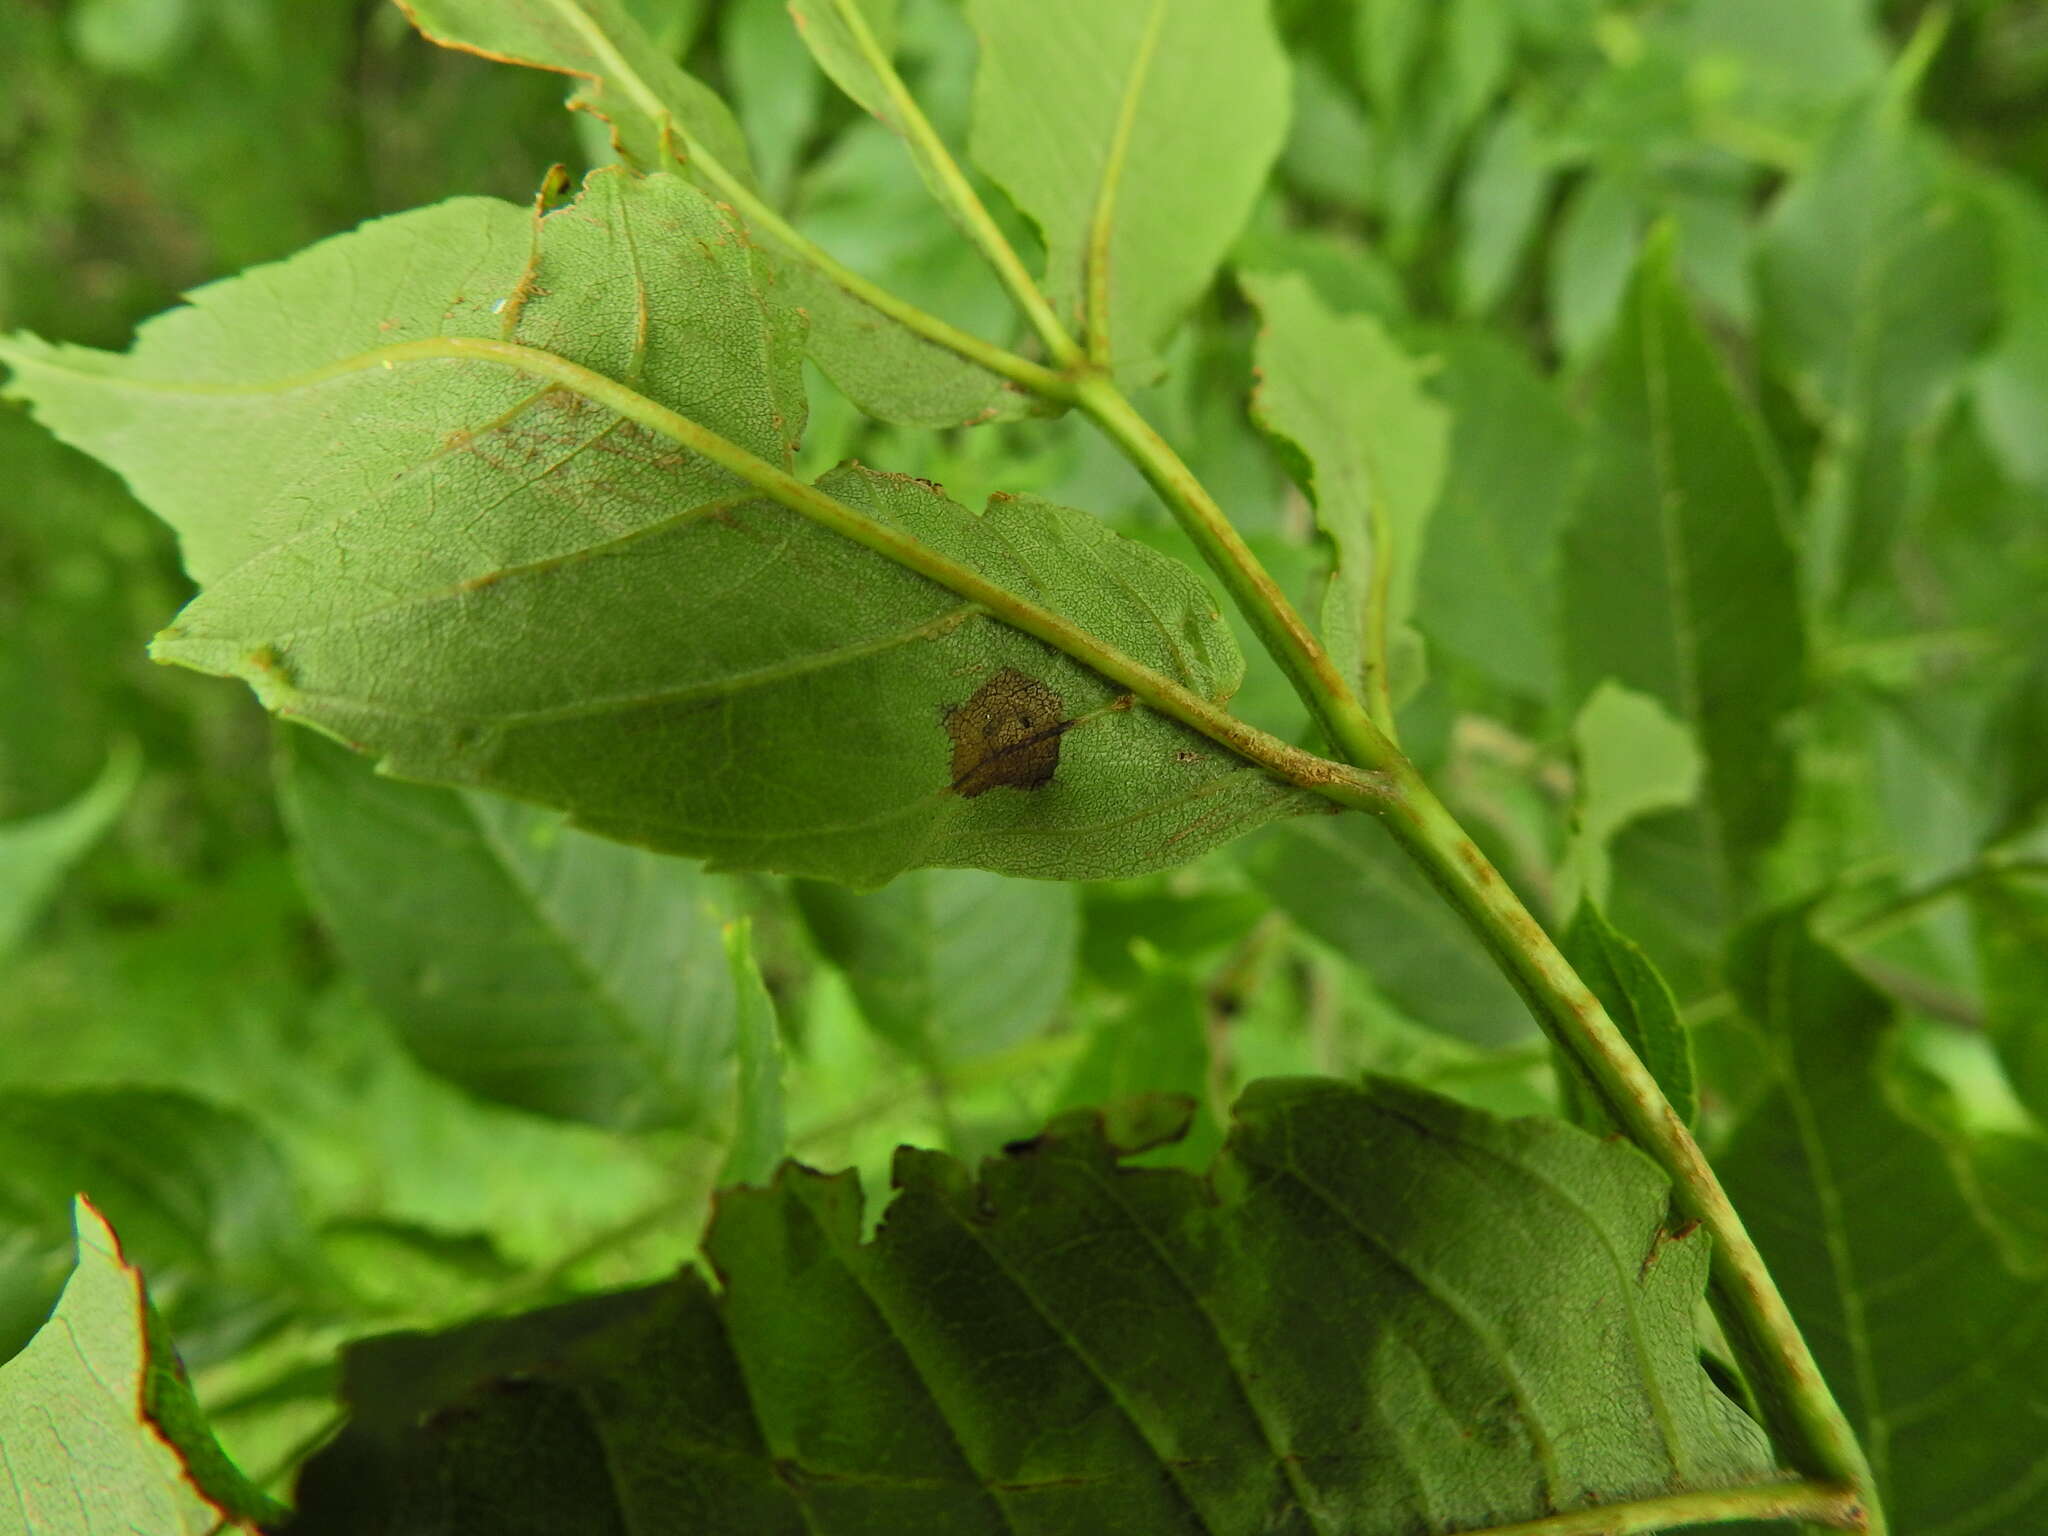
left=291, top=1077, right=1775, bottom=1531
left=793, top=867, right=1077, bottom=1067
left=1457, top=102, right=1551, bottom=316
left=1411, top=328, right=1577, bottom=703
left=1718, top=912, right=2048, bottom=1533
left=1972, top=174, right=2048, bottom=491
left=1568, top=680, right=1703, bottom=912
left=1244, top=270, right=1448, bottom=715
left=1, top=170, right=1311, bottom=887
left=398, top=0, right=1020, bottom=428
left=965, top=0, right=1289, bottom=378
left=0, top=739, right=138, bottom=957
left=1558, top=901, right=1696, bottom=1129
left=277, top=727, right=737, bottom=1131
left=1548, top=168, right=1639, bottom=360
left=716, top=918, right=788, bottom=1189
left=0, top=1198, right=280, bottom=1533
left=1560, top=232, right=1804, bottom=979
left=1757, top=77, right=1999, bottom=607
left=723, top=0, right=826, bottom=202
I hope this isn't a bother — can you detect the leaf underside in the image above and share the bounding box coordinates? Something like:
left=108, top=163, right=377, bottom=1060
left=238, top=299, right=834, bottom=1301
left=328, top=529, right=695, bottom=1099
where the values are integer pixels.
left=0, top=169, right=1311, bottom=887
left=291, top=1077, right=1775, bottom=1534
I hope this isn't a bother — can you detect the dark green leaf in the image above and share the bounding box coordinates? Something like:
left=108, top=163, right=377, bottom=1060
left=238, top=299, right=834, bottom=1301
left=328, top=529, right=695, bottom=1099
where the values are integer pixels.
left=1717, top=910, right=2048, bottom=1533
left=0, top=739, right=138, bottom=957
left=294, top=1077, right=1775, bottom=1531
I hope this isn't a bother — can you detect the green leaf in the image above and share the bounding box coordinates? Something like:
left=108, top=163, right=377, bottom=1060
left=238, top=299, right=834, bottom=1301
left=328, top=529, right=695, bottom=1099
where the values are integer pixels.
left=785, top=0, right=904, bottom=136
left=1412, top=328, right=1579, bottom=702
left=292, top=1077, right=1775, bottom=1530
left=1457, top=102, right=1552, bottom=316
left=965, top=0, right=1290, bottom=377
left=277, top=727, right=737, bottom=1130
left=1718, top=911, right=2048, bottom=1532
left=1558, top=901, right=1696, bottom=1130
left=396, top=0, right=755, bottom=181
left=1757, top=74, right=2000, bottom=608
left=1568, top=680, right=1703, bottom=912
left=1246, top=817, right=1533, bottom=1047
left=793, top=868, right=1077, bottom=1068
left=1969, top=872, right=2048, bottom=1128
left=1054, top=967, right=1220, bottom=1169
left=0, top=739, right=138, bottom=957
left=722, top=0, right=826, bottom=203
left=716, top=918, right=789, bottom=1189
left=1548, top=169, right=1640, bottom=360
left=0, top=1198, right=282, bottom=1532
left=0, top=1088, right=327, bottom=1367
left=399, top=0, right=1020, bottom=429
left=1244, top=271, right=1449, bottom=717
left=1973, top=175, right=2048, bottom=491
left=2, top=169, right=1312, bottom=886
left=1559, top=231, right=1805, bottom=977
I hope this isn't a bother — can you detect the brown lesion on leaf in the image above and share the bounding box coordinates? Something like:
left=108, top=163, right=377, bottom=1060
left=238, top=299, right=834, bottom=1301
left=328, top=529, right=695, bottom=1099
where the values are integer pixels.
left=944, top=668, right=1069, bottom=798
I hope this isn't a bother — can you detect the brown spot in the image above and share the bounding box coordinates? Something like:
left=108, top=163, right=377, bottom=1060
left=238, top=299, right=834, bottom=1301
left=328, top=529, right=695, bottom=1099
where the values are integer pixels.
left=944, top=668, right=1068, bottom=797
left=1174, top=749, right=1203, bottom=764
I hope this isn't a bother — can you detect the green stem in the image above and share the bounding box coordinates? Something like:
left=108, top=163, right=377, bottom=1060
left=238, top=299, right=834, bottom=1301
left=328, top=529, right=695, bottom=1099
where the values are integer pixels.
left=676, top=131, right=1076, bottom=401
left=1467, top=1480, right=1863, bottom=1536
left=1379, top=761, right=1883, bottom=1532
left=1072, top=374, right=1394, bottom=768
left=822, top=0, right=1083, bottom=367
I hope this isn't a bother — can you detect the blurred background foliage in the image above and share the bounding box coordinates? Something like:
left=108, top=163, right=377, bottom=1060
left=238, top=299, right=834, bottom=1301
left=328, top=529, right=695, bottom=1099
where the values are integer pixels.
left=3, top=0, right=2047, bottom=1497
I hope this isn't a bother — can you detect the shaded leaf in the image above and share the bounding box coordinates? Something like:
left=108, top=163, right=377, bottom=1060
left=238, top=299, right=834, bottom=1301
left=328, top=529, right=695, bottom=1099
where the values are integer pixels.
left=723, top=0, right=826, bottom=203
left=1558, top=901, right=1696, bottom=1130
left=277, top=727, right=737, bottom=1131
left=793, top=868, right=1077, bottom=1067
left=716, top=918, right=789, bottom=1189
left=0, top=739, right=138, bottom=957
left=1718, top=911, right=2048, bottom=1533
left=1244, top=271, right=1448, bottom=716
left=293, top=1077, right=1775, bottom=1531
left=0, top=1198, right=281, bottom=1532
left=1560, top=231, right=1804, bottom=980
left=2, top=169, right=1313, bottom=886
left=965, top=0, right=1289, bottom=378
left=1246, top=816, right=1534, bottom=1047
left=1054, top=968, right=1219, bottom=1169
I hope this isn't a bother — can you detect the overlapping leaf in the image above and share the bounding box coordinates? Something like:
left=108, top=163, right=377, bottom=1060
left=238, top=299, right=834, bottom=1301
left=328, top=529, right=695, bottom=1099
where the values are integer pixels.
left=1559, top=233, right=1804, bottom=990
left=0, top=169, right=1311, bottom=886
left=289, top=1077, right=1776, bottom=1533
left=965, top=0, right=1289, bottom=378
left=1717, top=912, right=2048, bottom=1533
left=399, top=0, right=1022, bottom=427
